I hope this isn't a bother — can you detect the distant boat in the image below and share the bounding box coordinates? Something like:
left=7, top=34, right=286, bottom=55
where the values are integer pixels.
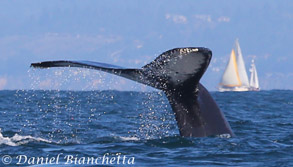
left=219, top=39, right=260, bottom=92
left=249, top=59, right=260, bottom=91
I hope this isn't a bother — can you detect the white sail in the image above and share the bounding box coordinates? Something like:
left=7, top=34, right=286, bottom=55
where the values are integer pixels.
left=254, top=66, right=259, bottom=88
left=219, top=39, right=259, bottom=92
left=235, top=39, right=250, bottom=87
left=249, top=59, right=259, bottom=89
left=220, top=49, right=241, bottom=87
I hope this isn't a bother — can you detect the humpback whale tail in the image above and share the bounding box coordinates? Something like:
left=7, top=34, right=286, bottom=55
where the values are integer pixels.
left=31, top=47, right=234, bottom=137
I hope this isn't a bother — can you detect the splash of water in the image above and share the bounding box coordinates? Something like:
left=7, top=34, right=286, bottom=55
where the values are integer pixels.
left=0, top=129, right=52, bottom=146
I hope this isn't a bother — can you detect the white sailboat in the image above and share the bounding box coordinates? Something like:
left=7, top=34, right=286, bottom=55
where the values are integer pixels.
left=249, top=59, right=260, bottom=91
left=218, top=39, right=259, bottom=92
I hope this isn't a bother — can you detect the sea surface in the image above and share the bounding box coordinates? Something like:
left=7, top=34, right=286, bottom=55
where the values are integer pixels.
left=0, top=90, right=292, bottom=167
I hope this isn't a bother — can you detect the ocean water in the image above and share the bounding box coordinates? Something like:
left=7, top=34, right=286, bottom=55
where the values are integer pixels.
left=0, top=90, right=292, bottom=166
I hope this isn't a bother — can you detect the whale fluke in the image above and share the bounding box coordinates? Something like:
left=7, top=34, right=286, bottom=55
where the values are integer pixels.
left=31, top=47, right=234, bottom=137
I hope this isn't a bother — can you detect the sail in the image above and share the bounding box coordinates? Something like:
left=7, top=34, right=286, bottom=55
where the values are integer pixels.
left=235, top=39, right=250, bottom=87
left=254, top=65, right=259, bottom=88
left=249, top=60, right=259, bottom=89
left=220, top=49, right=241, bottom=87
left=249, top=66, right=254, bottom=87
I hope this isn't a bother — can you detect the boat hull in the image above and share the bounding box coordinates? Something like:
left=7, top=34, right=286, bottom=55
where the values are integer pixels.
left=249, top=88, right=260, bottom=91
left=218, top=86, right=260, bottom=92
left=218, top=86, right=250, bottom=92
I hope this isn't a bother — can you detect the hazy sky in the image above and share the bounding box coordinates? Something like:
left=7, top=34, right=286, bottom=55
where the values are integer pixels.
left=0, top=0, right=292, bottom=91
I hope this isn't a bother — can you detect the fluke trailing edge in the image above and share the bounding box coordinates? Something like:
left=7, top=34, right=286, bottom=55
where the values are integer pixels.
left=31, top=47, right=234, bottom=137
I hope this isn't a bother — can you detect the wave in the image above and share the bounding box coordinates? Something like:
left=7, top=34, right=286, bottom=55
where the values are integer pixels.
left=0, top=132, right=52, bottom=146
left=117, top=136, right=140, bottom=141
